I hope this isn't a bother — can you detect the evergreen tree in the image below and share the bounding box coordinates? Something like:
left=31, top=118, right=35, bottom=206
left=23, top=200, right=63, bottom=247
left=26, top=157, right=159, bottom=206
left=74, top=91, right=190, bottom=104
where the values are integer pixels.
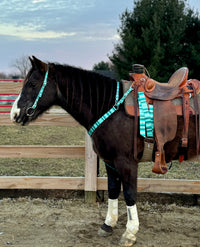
left=181, top=9, right=200, bottom=79
left=110, top=0, right=200, bottom=81
left=93, top=61, right=111, bottom=71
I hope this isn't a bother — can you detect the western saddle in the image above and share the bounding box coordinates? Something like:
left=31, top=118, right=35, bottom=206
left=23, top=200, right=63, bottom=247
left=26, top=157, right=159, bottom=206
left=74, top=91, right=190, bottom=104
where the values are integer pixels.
left=129, top=64, right=200, bottom=174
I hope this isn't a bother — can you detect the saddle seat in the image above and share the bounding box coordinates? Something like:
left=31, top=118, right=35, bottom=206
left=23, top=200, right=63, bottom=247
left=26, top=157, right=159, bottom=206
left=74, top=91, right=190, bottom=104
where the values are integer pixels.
left=167, top=67, right=188, bottom=87
left=130, top=67, right=189, bottom=101
left=130, top=65, right=192, bottom=174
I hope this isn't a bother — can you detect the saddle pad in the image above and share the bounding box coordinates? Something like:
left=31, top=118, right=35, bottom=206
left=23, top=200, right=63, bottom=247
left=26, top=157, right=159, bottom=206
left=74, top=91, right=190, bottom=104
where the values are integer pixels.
left=172, top=95, right=200, bottom=115
left=122, top=80, right=135, bottom=115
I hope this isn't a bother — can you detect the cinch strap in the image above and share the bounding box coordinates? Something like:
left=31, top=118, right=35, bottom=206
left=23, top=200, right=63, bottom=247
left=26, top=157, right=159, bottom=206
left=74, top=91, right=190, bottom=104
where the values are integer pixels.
left=88, top=82, right=133, bottom=136
left=138, top=91, right=154, bottom=137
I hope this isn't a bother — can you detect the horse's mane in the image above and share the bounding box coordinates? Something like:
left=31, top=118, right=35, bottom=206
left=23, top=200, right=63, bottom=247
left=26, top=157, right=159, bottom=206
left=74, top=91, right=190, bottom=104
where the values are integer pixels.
left=49, top=62, right=120, bottom=125
left=50, top=62, right=116, bottom=85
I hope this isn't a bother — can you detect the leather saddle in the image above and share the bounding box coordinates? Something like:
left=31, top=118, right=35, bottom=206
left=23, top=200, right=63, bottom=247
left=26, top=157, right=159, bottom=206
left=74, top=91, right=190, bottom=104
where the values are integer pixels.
left=125, top=64, right=200, bottom=174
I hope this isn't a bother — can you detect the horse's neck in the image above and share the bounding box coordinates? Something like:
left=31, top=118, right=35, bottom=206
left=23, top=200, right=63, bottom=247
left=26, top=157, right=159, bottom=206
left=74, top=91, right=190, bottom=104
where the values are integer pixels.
left=57, top=69, right=119, bottom=130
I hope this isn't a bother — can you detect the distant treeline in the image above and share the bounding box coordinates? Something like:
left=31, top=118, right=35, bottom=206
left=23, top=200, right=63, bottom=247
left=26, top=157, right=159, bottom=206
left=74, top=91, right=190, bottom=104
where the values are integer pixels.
left=0, top=72, right=21, bottom=79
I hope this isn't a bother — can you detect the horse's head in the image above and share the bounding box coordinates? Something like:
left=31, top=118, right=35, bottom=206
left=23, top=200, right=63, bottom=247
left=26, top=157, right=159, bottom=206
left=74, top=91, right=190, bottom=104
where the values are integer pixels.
left=11, top=56, right=57, bottom=125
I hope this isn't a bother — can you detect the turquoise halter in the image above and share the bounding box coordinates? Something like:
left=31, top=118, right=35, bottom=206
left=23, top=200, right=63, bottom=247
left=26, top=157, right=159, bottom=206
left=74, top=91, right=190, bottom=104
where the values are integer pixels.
left=26, top=69, right=49, bottom=116
left=88, top=82, right=133, bottom=136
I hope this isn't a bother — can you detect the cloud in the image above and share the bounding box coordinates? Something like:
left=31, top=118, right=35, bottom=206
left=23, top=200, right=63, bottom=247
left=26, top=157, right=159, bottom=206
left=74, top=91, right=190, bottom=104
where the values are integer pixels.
left=32, top=0, right=46, bottom=3
left=81, top=34, right=120, bottom=41
left=0, top=23, right=76, bottom=40
left=75, top=23, right=120, bottom=42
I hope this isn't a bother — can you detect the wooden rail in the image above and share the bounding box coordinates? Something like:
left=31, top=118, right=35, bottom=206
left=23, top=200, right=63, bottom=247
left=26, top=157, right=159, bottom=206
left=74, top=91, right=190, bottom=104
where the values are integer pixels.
left=0, top=82, right=22, bottom=94
left=0, top=82, right=199, bottom=202
left=0, top=145, right=85, bottom=158
left=0, top=114, right=80, bottom=126
left=0, top=81, right=22, bottom=113
left=0, top=177, right=199, bottom=194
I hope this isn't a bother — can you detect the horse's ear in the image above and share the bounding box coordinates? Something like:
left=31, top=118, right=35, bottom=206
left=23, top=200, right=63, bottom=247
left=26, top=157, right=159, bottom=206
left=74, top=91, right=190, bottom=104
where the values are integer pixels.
left=29, top=56, right=34, bottom=67
left=31, top=56, right=48, bottom=73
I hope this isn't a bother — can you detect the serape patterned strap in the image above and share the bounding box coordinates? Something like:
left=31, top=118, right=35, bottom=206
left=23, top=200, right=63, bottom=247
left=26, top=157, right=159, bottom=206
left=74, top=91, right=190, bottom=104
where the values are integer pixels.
left=88, top=82, right=133, bottom=136
left=138, top=92, right=154, bottom=137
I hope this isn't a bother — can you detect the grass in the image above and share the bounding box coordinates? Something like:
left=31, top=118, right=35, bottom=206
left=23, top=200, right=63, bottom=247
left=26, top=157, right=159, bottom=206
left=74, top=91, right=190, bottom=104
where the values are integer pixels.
left=0, top=158, right=85, bottom=177
left=0, top=125, right=199, bottom=179
left=138, top=161, right=200, bottom=180
left=0, top=126, right=85, bottom=145
left=0, top=125, right=99, bottom=177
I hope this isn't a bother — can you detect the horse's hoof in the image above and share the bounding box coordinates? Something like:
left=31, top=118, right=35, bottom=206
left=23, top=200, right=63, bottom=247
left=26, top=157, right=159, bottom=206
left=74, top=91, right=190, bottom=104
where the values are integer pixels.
left=98, top=223, right=113, bottom=237
left=98, top=228, right=112, bottom=237
left=119, top=236, right=136, bottom=246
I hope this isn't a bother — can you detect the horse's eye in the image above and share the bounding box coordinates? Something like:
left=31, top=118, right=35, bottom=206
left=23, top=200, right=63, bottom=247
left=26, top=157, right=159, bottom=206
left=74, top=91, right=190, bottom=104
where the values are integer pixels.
left=29, top=81, right=37, bottom=89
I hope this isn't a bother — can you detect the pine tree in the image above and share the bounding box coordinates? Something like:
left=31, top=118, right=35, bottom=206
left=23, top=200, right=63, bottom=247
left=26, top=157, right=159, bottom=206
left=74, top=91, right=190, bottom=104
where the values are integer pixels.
left=181, top=9, right=200, bottom=79
left=110, top=0, right=200, bottom=81
left=92, top=61, right=111, bottom=71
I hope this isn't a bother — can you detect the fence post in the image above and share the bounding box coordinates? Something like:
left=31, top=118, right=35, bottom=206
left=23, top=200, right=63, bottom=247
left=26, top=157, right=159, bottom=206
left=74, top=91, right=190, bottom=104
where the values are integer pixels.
left=84, top=132, right=97, bottom=203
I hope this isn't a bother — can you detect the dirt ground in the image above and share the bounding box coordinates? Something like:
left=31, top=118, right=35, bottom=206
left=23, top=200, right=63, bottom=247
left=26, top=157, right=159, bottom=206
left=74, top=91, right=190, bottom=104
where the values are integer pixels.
left=0, top=195, right=199, bottom=247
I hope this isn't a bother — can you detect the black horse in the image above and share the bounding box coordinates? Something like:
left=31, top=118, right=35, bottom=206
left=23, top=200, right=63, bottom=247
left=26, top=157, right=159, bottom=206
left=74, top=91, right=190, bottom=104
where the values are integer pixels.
left=10, top=56, right=199, bottom=246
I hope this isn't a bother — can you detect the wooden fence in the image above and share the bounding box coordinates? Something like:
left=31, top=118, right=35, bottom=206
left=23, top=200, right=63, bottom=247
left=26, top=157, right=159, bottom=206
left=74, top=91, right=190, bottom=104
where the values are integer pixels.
left=0, top=81, right=200, bottom=203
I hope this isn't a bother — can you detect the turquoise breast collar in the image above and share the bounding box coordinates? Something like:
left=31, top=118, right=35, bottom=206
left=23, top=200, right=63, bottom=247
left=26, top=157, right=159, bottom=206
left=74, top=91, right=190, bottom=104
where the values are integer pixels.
left=88, top=82, right=154, bottom=138
left=88, top=82, right=133, bottom=136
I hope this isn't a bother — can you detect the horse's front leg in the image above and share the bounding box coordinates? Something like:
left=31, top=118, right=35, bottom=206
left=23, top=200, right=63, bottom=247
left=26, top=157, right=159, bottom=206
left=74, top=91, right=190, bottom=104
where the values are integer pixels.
left=120, top=204, right=139, bottom=246
left=98, top=163, right=121, bottom=236
left=118, top=159, right=139, bottom=247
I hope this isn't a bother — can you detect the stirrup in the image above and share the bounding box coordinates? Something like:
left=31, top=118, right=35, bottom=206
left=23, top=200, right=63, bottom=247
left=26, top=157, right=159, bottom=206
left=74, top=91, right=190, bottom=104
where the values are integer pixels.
left=152, top=151, right=168, bottom=174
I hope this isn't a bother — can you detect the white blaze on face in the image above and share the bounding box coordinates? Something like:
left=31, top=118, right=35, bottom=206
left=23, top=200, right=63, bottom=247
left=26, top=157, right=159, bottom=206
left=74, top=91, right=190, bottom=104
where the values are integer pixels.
left=10, top=94, right=21, bottom=122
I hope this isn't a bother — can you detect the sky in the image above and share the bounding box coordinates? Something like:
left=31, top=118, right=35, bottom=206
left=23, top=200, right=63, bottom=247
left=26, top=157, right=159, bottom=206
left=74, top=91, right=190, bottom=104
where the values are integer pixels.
left=0, top=0, right=200, bottom=75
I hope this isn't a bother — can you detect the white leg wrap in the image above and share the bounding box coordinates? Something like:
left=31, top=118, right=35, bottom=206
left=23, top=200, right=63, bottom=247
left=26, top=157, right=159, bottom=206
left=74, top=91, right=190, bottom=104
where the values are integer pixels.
left=121, top=204, right=139, bottom=243
left=126, top=205, right=139, bottom=235
left=105, top=198, right=118, bottom=227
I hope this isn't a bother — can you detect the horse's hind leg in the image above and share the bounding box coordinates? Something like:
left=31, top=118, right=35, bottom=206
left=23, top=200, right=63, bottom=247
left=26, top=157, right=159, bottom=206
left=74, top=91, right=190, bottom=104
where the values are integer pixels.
left=98, top=164, right=121, bottom=237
